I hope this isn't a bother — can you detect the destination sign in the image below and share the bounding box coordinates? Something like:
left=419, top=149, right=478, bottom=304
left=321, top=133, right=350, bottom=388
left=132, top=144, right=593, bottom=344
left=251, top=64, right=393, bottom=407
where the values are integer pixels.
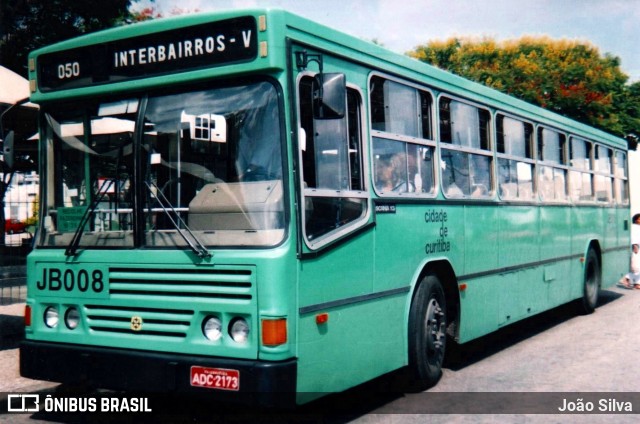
left=38, top=16, right=257, bottom=92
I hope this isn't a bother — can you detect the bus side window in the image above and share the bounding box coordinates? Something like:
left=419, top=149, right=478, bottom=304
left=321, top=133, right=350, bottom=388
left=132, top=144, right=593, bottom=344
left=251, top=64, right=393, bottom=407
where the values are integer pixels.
left=594, top=145, right=613, bottom=203
left=614, top=151, right=629, bottom=205
left=439, top=97, right=492, bottom=198
left=370, top=76, right=435, bottom=197
left=298, top=75, right=367, bottom=243
left=569, top=137, right=593, bottom=202
left=537, top=127, right=567, bottom=202
left=496, top=115, right=534, bottom=200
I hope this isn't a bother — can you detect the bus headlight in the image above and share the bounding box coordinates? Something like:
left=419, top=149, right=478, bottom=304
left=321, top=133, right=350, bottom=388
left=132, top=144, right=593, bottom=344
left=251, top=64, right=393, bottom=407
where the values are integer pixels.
left=229, top=318, right=249, bottom=344
left=44, top=307, right=59, bottom=328
left=202, top=316, right=223, bottom=341
left=65, top=307, right=80, bottom=329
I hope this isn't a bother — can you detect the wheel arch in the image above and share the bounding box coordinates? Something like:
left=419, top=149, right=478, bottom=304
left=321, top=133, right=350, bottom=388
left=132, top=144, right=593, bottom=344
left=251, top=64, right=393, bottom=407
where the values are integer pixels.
left=407, top=258, right=461, bottom=342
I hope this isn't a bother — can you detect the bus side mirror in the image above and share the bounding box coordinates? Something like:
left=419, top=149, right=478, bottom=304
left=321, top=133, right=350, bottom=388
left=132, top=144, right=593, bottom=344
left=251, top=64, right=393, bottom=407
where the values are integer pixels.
left=2, top=131, right=15, bottom=170
left=627, top=134, right=638, bottom=151
left=314, top=73, right=346, bottom=120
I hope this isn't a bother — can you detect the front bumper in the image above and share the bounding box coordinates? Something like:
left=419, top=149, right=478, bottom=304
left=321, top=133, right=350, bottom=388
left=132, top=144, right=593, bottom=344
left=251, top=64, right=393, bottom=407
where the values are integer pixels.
left=20, top=340, right=297, bottom=407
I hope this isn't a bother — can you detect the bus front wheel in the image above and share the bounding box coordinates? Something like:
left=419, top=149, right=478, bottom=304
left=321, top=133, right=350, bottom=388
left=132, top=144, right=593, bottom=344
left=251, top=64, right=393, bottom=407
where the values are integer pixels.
left=407, top=274, right=446, bottom=390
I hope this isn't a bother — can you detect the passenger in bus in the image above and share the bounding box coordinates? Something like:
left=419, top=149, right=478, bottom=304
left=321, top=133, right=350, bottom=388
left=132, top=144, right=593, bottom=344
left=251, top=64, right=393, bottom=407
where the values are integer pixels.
left=470, top=184, right=487, bottom=197
left=443, top=166, right=465, bottom=197
left=376, top=158, right=395, bottom=192
left=376, top=154, right=413, bottom=193
left=445, top=180, right=464, bottom=197
left=441, top=154, right=469, bottom=197
left=619, top=244, right=640, bottom=289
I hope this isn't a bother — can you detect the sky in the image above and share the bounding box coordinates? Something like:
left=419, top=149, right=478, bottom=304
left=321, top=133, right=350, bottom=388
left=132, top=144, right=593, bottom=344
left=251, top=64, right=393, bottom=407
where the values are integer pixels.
left=130, top=0, right=640, bottom=82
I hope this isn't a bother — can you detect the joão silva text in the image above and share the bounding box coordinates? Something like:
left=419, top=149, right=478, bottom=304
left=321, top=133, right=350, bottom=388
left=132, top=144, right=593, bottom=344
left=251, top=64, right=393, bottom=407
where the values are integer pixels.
left=558, top=398, right=633, bottom=412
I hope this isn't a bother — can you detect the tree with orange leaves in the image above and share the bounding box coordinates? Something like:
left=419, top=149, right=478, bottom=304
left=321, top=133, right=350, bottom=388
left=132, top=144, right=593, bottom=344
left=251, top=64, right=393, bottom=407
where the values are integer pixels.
left=409, top=36, right=639, bottom=138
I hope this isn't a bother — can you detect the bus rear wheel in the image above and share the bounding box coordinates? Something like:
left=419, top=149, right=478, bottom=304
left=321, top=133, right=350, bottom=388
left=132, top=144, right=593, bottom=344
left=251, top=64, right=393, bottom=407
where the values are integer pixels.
left=579, top=248, right=600, bottom=314
left=407, top=274, right=446, bottom=391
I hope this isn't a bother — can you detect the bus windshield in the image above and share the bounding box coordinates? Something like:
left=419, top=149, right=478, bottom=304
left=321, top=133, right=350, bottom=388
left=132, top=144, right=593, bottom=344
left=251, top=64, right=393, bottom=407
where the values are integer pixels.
left=40, top=80, right=285, bottom=250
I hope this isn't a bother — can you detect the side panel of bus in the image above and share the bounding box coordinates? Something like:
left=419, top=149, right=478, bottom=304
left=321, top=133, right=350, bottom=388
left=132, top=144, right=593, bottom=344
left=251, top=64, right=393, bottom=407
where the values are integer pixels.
left=287, top=25, right=631, bottom=397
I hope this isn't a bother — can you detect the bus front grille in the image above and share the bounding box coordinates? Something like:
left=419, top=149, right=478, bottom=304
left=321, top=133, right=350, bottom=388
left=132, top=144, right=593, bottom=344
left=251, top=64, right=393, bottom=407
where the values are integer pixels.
left=107, top=267, right=254, bottom=301
left=82, top=266, right=255, bottom=338
left=84, top=304, right=193, bottom=338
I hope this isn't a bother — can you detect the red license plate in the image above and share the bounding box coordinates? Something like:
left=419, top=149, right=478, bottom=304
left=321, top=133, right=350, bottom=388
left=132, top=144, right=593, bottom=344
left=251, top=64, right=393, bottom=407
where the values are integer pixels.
left=190, top=366, right=240, bottom=391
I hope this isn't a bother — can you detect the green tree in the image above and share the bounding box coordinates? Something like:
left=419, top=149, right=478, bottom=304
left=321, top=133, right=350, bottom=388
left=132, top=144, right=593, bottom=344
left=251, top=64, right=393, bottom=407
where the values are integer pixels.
left=617, top=81, right=640, bottom=139
left=1, top=0, right=131, bottom=77
left=409, top=36, right=638, bottom=138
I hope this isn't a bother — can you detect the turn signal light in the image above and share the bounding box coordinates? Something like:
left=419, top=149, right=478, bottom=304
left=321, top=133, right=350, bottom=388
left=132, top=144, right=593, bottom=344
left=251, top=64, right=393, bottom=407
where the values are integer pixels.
left=315, top=313, right=329, bottom=325
left=261, top=318, right=287, bottom=346
left=24, top=305, right=32, bottom=327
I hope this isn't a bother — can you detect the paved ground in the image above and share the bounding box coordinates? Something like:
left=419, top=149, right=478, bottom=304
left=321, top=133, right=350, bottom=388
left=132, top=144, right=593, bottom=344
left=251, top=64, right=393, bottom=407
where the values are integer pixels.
left=0, top=263, right=38, bottom=394
left=0, top=303, right=52, bottom=394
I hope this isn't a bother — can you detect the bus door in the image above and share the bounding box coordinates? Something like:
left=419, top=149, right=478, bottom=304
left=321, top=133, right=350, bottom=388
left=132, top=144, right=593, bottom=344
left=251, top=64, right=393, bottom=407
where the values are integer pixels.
left=293, top=56, right=382, bottom=395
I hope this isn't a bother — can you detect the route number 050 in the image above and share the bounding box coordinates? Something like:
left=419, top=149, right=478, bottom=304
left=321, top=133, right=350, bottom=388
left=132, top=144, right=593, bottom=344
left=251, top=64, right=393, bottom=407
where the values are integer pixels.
left=58, top=62, right=80, bottom=79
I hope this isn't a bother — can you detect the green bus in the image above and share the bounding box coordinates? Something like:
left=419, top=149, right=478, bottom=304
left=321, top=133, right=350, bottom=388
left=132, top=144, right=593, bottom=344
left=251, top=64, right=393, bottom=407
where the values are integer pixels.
left=19, top=8, right=631, bottom=406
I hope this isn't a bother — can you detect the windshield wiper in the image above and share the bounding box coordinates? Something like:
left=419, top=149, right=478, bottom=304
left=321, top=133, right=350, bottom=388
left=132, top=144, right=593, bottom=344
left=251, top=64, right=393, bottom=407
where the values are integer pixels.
left=65, top=179, right=114, bottom=257
left=145, top=181, right=211, bottom=258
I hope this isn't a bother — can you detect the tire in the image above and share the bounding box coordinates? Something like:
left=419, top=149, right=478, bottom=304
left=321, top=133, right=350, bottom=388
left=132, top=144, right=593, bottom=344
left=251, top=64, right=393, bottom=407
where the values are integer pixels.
left=579, top=248, right=601, bottom=314
left=407, top=274, right=447, bottom=390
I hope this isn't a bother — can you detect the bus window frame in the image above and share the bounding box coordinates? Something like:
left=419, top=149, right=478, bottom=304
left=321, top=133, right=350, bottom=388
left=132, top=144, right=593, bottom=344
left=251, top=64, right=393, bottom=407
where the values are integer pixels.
left=614, top=149, right=630, bottom=205
left=495, top=112, right=536, bottom=202
left=437, top=93, right=493, bottom=200
left=568, top=135, right=596, bottom=204
left=593, top=143, right=615, bottom=204
left=536, top=125, right=570, bottom=204
left=296, top=71, right=371, bottom=251
left=368, top=72, right=437, bottom=199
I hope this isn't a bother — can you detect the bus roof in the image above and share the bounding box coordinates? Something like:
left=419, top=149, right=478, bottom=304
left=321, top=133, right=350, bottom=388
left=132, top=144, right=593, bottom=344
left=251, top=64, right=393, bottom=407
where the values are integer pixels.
left=278, top=10, right=627, bottom=149
left=29, top=8, right=627, bottom=149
